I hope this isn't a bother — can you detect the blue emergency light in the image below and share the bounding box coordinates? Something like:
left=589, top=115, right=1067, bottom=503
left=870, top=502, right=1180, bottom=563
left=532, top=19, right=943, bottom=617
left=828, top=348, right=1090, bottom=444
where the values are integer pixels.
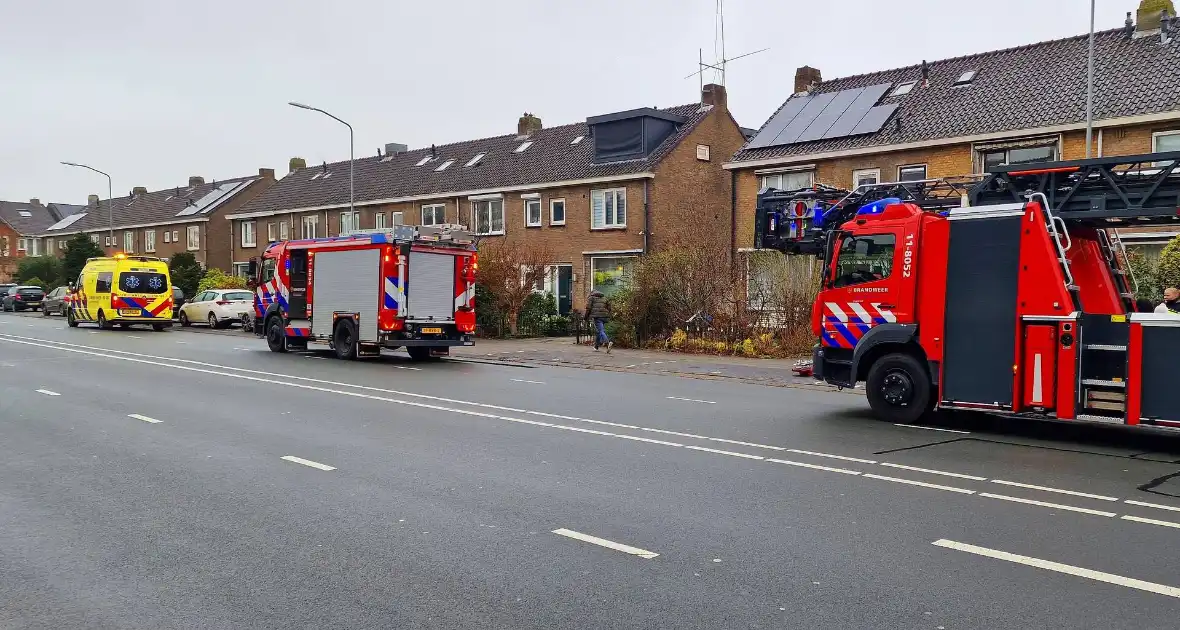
left=857, top=197, right=902, bottom=216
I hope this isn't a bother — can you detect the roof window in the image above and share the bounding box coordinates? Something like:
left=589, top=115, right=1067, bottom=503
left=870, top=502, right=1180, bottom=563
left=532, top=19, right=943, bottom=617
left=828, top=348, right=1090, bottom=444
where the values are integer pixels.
left=890, top=81, right=917, bottom=97
left=514, top=141, right=533, bottom=153
left=571, top=135, right=585, bottom=145
left=434, top=159, right=455, bottom=172
left=465, top=152, right=486, bottom=167
left=18, top=211, right=32, bottom=217
left=414, top=155, right=432, bottom=167
left=953, top=70, right=978, bottom=87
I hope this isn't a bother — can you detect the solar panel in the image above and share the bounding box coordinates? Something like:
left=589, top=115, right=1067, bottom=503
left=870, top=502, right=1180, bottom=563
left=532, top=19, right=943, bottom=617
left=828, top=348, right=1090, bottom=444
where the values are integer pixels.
left=771, top=91, right=837, bottom=146
left=821, top=84, right=892, bottom=139
left=744, top=95, right=811, bottom=150
left=47, top=212, right=87, bottom=231
left=794, top=88, right=862, bottom=143
left=849, top=103, right=899, bottom=136
left=176, top=181, right=242, bottom=217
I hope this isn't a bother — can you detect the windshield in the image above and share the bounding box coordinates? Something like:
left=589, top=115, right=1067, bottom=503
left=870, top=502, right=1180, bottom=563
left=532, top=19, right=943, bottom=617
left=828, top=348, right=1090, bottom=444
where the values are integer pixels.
left=260, top=258, right=277, bottom=283
left=17, top=287, right=43, bottom=295
left=831, top=234, right=896, bottom=288
left=223, top=291, right=253, bottom=301
left=118, top=272, right=168, bottom=294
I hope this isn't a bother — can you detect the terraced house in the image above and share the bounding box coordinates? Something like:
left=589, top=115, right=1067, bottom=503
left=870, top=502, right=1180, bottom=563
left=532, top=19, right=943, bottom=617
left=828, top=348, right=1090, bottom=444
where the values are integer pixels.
left=0, top=199, right=83, bottom=281
left=227, top=84, right=746, bottom=313
left=39, top=170, right=276, bottom=273
left=728, top=0, right=1180, bottom=271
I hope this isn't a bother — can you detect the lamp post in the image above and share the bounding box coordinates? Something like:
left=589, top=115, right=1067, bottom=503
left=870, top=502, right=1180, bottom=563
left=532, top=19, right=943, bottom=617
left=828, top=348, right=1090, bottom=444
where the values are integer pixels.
left=61, top=161, right=113, bottom=247
left=288, top=102, right=354, bottom=218
left=1084, top=0, right=1096, bottom=158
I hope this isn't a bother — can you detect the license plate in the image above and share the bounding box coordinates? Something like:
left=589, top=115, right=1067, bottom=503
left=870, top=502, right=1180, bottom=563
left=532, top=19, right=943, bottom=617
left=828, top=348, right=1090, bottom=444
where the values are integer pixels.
left=420, top=327, right=443, bottom=334
left=119, top=309, right=141, bottom=316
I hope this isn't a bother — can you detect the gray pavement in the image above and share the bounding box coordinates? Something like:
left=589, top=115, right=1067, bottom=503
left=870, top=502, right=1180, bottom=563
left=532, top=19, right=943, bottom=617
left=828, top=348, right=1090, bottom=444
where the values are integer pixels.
left=2, top=311, right=1180, bottom=629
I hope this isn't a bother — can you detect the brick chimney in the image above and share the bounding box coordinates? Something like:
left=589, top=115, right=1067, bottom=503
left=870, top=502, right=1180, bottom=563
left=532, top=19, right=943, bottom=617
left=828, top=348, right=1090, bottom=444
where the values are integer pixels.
left=517, top=113, right=542, bottom=136
left=258, top=167, right=276, bottom=180
left=87, top=194, right=99, bottom=208
left=133, top=186, right=147, bottom=195
left=794, top=66, right=822, bottom=95
left=1137, top=0, right=1175, bottom=32
left=289, top=157, right=307, bottom=173
left=702, top=83, right=727, bottom=109
left=188, top=176, right=205, bottom=187
left=29, top=198, right=40, bottom=206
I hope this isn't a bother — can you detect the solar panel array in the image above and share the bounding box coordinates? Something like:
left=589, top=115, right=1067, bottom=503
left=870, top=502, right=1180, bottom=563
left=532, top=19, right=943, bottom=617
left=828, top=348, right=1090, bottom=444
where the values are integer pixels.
left=745, top=84, right=897, bottom=150
left=176, top=181, right=251, bottom=217
left=46, top=212, right=88, bottom=231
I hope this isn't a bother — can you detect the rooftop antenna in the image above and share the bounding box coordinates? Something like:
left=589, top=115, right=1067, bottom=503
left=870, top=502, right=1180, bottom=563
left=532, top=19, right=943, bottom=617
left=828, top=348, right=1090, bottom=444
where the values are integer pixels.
left=685, top=0, right=767, bottom=92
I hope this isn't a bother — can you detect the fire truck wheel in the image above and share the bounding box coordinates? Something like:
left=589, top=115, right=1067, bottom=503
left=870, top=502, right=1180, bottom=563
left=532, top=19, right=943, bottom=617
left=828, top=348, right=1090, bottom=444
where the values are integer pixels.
left=265, top=317, right=288, bottom=353
left=865, top=353, right=931, bottom=424
left=333, top=320, right=358, bottom=360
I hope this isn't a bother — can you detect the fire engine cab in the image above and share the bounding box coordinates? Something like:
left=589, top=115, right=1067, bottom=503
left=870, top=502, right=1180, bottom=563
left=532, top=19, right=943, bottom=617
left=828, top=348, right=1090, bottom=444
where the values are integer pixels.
left=250, top=224, right=477, bottom=361
left=756, top=151, right=1180, bottom=431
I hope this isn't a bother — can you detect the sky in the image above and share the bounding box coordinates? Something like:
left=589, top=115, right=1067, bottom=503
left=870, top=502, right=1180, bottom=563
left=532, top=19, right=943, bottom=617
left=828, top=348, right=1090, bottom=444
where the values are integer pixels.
left=0, top=0, right=1138, bottom=203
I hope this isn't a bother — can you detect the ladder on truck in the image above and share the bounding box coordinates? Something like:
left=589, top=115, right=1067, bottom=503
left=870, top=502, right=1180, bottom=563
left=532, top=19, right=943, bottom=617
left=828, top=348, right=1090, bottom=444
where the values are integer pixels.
left=341, top=224, right=475, bottom=245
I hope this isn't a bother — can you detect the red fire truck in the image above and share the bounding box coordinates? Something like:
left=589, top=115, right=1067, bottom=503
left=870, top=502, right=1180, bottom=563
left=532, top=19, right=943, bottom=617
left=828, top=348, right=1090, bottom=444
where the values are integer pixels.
left=250, top=224, right=477, bottom=360
left=756, top=151, right=1180, bottom=430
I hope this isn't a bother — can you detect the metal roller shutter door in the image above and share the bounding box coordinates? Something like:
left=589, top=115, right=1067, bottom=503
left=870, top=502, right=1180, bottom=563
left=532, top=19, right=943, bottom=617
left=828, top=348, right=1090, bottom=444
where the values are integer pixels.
left=407, top=252, right=455, bottom=321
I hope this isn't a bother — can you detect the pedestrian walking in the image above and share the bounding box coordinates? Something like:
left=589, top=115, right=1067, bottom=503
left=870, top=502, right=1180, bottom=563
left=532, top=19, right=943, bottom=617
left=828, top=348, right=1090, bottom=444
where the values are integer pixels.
left=584, top=290, right=613, bottom=353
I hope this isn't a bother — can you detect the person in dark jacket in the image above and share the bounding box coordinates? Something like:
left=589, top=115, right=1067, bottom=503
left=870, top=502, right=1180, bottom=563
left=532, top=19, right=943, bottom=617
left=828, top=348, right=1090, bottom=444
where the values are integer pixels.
left=584, top=290, right=612, bottom=352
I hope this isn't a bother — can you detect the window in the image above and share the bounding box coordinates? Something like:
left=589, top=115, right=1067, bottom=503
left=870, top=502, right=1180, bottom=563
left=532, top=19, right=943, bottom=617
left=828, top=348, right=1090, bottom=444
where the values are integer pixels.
left=550, top=199, right=566, bottom=226
left=232, top=263, right=250, bottom=278
left=897, top=164, right=927, bottom=182
left=465, top=152, right=486, bottom=167
left=223, top=290, right=253, bottom=301
left=163, top=231, right=171, bottom=243
left=954, top=70, right=978, bottom=87
left=590, top=256, right=636, bottom=298
left=979, top=144, right=1058, bottom=173
left=45, top=239, right=53, bottom=255
left=760, top=170, right=814, bottom=191
left=58, top=240, right=65, bottom=249
left=90, top=234, right=101, bottom=245
left=1152, top=131, right=1180, bottom=165
left=831, top=234, right=895, bottom=288
left=514, top=141, right=533, bottom=153
left=266, top=222, right=276, bottom=243
left=95, top=271, right=113, bottom=294
left=186, top=225, right=200, bottom=250
left=17, top=238, right=27, bottom=252
left=172, top=230, right=179, bottom=243
left=852, top=168, right=881, bottom=188
left=890, top=80, right=917, bottom=97
left=472, top=200, right=504, bottom=235
left=414, top=155, right=432, bottom=167
left=279, top=221, right=289, bottom=241
left=525, top=199, right=542, bottom=227
left=28, top=239, right=39, bottom=256
left=301, top=215, right=319, bottom=239
left=145, top=229, right=156, bottom=253
left=104, top=236, right=111, bottom=247
left=119, top=272, right=167, bottom=294
left=696, top=144, right=711, bottom=161
left=434, top=159, right=455, bottom=172
left=241, top=220, right=256, bottom=247
left=339, top=212, right=359, bottom=234
left=260, top=258, right=277, bottom=284
left=571, top=135, right=585, bottom=145
left=422, top=204, right=446, bottom=226
left=124, top=231, right=134, bottom=253
left=590, top=188, right=626, bottom=229
left=374, top=212, right=386, bottom=230
left=391, top=212, right=403, bottom=226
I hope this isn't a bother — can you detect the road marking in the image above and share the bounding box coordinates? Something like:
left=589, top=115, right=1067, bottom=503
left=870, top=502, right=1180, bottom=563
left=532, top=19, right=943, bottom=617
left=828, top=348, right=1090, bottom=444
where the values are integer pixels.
left=1124, top=499, right=1180, bottom=513
left=126, top=335, right=141, bottom=339
left=684, top=445, right=764, bottom=460
left=1121, top=514, right=1180, bottom=529
left=766, top=458, right=861, bottom=475
left=863, top=473, right=975, bottom=494
left=932, top=539, right=1180, bottom=599
left=878, top=462, right=987, bottom=481
left=989, top=479, right=1119, bottom=502
left=510, top=378, right=546, bottom=385
left=786, top=448, right=876, bottom=464
left=280, top=455, right=336, bottom=471
left=35, top=389, right=60, bottom=396
left=551, top=528, right=658, bottom=559
left=893, top=423, right=970, bottom=434
left=978, top=492, right=1116, bottom=517
left=666, top=396, right=716, bottom=404
left=175, top=341, right=187, bottom=344
left=624, top=364, right=637, bottom=368
left=88, top=331, right=99, bottom=334
left=128, top=414, right=162, bottom=424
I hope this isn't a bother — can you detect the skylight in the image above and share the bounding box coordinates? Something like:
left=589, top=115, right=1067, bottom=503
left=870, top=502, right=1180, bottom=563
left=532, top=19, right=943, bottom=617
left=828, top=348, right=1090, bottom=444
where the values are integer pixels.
left=414, top=155, right=432, bottom=167
left=380, top=155, right=395, bottom=163
left=514, top=141, right=533, bottom=153
left=954, top=70, right=978, bottom=86
left=571, top=135, right=585, bottom=145
left=465, top=152, right=486, bottom=167
left=434, top=159, right=455, bottom=172
left=18, top=211, right=32, bottom=217
left=310, top=172, right=323, bottom=180
left=47, top=212, right=87, bottom=231
left=890, top=80, right=917, bottom=97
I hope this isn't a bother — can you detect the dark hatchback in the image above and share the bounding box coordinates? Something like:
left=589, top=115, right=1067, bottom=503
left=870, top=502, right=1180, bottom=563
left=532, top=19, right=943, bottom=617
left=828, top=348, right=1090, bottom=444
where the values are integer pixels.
left=2, top=286, right=46, bottom=312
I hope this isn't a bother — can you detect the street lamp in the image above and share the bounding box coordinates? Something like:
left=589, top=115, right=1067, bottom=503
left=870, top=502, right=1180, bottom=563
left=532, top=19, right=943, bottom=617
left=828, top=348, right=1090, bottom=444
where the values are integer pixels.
left=288, top=101, right=354, bottom=217
left=1084, top=0, right=1096, bottom=158
left=61, top=161, right=113, bottom=247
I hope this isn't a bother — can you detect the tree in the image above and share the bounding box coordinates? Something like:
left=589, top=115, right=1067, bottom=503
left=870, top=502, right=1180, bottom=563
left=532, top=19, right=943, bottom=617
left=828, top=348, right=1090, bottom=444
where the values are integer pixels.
left=197, top=267, right=248, bottom=293
left=22, top=276, right=48, bottom=291
left=1157, top=235, right=1180, bottom=292
left=16, top=256, right=63, bottom=287
left=61, top=234, right=104, bottom=285
left=169, top=252, right=203, bottom=298
left=474, top=241, right=552, bottom=336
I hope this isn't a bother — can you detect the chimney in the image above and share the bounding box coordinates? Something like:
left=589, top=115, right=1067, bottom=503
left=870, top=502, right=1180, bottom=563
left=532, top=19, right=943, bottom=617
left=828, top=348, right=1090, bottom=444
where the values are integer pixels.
left=701, top=83, right=727, bottom=109
left=29, top=198, right=40, bottom=206
left=87, top=194, right=99, bottom=208
left=258, top=167, right=275, bottom=180
left=289, top=157, right=307, bottom=173
left=188, top=176, right=205, bottom=187
left=133, top=186, right=148, bottom=196
left=1136, top=0, right=1175, bottom=33
left=517, top=112, right=542, bottom=136
left=384, top=142, right=408, bottom=156
left=794, top=66, right=822, bottom=95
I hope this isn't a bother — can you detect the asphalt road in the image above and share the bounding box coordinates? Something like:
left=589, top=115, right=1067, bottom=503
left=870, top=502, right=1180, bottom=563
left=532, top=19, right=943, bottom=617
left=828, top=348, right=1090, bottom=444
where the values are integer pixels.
left=2, top=312, right=1180, bottom=629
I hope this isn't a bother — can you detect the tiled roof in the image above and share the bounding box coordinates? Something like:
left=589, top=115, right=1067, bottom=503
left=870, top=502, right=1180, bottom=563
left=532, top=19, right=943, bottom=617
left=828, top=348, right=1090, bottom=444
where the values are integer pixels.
left=0, top=201, right=67, bottom=235
left=41, top=176, right=260, bottom=236
left=234, top=103, right=711, bottom=216
left=733, top=27, right=1180, bottom=164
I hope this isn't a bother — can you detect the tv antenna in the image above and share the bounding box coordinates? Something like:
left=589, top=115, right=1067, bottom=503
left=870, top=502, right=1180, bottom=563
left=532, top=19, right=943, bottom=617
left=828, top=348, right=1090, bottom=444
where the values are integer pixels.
left=685, top=0, right=768, bottom=93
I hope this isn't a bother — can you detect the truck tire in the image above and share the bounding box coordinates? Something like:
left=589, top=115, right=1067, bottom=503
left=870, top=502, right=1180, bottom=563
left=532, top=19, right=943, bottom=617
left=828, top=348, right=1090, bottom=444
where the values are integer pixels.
left=265, top=316, right=287, bottom=353
left=865, top=352, right=931, bottom=425
left=333, top=320, right=358, bottom=360
left=97, top=310, right=112, bottom=330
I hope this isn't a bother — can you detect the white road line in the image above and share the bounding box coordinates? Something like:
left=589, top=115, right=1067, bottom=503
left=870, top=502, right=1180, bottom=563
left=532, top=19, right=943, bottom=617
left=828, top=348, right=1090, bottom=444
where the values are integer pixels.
left=128, top=414, right=162, bottom=424
left=878, top=462, right=987, bottom=481
left=88, top=331, right=99, bottom=334
left=175, top=341, right=187, bottom=344
left=126, top=335, right=141, bottom=339
left=978, top=492, right=1116, bottom=517
left=893, top=423, right=971, bottom=434
left=280, top=455, right=336, bottom=471
left=1121, top=514, right=1180, bottom=529
left=766, top=458, right=861, bottom=475
left=636, top=428, right=785, bottom=451
left=786, top=448, right=876, bottom=464
left=551, top=528, right=658, bottom=559
left=666, top=396, right=716, bottom=404
left=624, top=364, right=637, bottom=368
left=989, top=479, right=1119, bottom=502
left=35, top=389, right=60, bottom=396
left=932, top=539, right=1180, bottom=599
left=510, top=378, right=546, bottom=385
left=683, top=445, right=764, bottom=460
left=863, top=473, right=975, bottom=494
left=1124, top=499, right=1180, bottom=513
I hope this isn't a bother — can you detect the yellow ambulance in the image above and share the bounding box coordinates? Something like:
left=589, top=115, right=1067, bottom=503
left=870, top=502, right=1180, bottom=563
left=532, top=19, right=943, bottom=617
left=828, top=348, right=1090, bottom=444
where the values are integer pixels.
left=68, top=254, right=174, bottom=330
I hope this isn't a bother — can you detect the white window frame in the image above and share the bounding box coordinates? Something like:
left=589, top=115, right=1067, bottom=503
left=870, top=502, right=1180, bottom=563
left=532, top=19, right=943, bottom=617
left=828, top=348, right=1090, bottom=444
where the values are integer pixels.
left=105, top=236, right=112, bottom=247
left=232, top=262, right=250, bottom=278
left=339, top=211, right=359, bottom=235
left=852, top=168, right=881, bottom=188
left=186, top=225, right=200, bottom=251
left=1152, top=130, right=1180, bottom=166
left=550, top=198, right=566, bottom=226
left=421, top=203, right=445, bottom=226
left=374, top=212, right=387, bottom=230
left=301, top=215, right=319, bottom=239
left=124, top=231, right=134, bottom=253
left=163, top=231, right=171, bottom=243
left=589, top=256, right=638, bottom=296
left=279, top=221, right=289, bottom=241
left=391, top=211, right=403, bottom=226
left=241, top=220, right=257, bottom=247
left=590, top=188, right=627, bottom=230
left=172, top=230, right=179, bottom=243
left=45, top=238, right=53, bottom=255
left=145, top=229, right=156, bottom=253
left=58, top=240, right=65, bottom=249
left=28, top=239, right=39, bottom=256
left=897, top=164, right=928, bottom=182
left=524, top=198, right=542, bottom=227
left=266, top=222, right=276, bottom=243
left=91, top=234, right=101, bottom=245
left=17, top=238, right=27, bottom=252
left=471, top=200, right=504, bottom=236
left=759, top=169, right=815, bottom=191
left=890, top=80, right=917, bottom=97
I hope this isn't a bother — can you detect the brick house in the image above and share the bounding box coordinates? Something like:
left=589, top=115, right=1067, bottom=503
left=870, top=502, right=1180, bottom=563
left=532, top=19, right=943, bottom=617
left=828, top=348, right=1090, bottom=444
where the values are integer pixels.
left=227, top=85, right=746, bottom=313
left=39, top=170, right=276, bottom=273
left=727, top=0, right=1180, bottom=272
left=0, top=199, right=82, bottom=281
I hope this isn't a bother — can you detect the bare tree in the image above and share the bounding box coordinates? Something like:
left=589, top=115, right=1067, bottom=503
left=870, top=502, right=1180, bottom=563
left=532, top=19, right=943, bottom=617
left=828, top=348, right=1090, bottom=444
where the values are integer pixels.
left=476, top=240, right=553, bottom=336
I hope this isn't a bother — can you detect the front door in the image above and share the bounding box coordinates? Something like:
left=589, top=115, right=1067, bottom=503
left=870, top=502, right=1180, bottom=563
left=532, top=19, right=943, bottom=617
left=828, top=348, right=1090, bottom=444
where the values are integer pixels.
left=557, top=265, right=573, bottom=315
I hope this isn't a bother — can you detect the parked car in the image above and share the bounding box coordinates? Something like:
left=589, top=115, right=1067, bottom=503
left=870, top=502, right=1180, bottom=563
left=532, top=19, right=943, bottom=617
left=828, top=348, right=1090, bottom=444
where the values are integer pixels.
left=42, top=286, right=72, bottom=316
left=172, top=287, right=186, bottom=317
left=0, top=284, right=15, bottom=303
left=2, top=285, right=45, bottom=312
left=177, top=289, right=254, bottom=328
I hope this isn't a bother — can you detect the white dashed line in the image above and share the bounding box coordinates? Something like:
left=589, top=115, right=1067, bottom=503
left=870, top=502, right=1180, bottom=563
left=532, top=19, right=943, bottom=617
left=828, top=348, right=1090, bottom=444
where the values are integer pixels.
left=624, top=364, right=637, bottom=368
left=978, top=492, right=1116, bottom=517
left=128, top=414, right=162, bottom=424
left=878, top=462, right=987, bottom=481
left=1124, top=499, right=1180, bottom=513
left=893, top=423, right=971, bottom=434
left=35, top=389, right=60, bottom=396
left=683, top=445, right=764, bottom=460
left=280, top=455, right=336, bottom=471
left=666, top=396, right=716, bottom=404
left=510, top=378, right=546, bottom=385
left=933, top=539, right=1180, bottom=599
left=175, top=341, right=187, bottom=344
left=551, top=528, right=658, bottom=559
left=863, top=473, right=975, bottom=494
left=126, top=336, right=141, bottom=339
left=1121, top=514, right=1180, bottom=529
left=766, top=458, right=861, bottom=475
left=989, top=479, right=1119, bottom=502
left=785, top=448, right=876, bottom=464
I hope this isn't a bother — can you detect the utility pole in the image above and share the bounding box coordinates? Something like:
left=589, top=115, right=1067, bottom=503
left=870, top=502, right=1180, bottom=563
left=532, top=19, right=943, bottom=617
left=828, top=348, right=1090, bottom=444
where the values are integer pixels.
left=1085, top=0, right=1096, bottom=158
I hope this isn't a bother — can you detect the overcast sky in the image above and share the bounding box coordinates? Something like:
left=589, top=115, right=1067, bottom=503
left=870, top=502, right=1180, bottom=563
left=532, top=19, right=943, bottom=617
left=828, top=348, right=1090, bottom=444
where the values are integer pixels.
left=1, top=0, right=1134, bottom=203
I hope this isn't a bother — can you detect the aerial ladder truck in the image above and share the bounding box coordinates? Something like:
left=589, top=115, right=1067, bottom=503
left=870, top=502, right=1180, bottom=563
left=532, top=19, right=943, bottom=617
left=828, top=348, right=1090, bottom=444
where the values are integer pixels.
left=754, top=151, right=1180, bottom=430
